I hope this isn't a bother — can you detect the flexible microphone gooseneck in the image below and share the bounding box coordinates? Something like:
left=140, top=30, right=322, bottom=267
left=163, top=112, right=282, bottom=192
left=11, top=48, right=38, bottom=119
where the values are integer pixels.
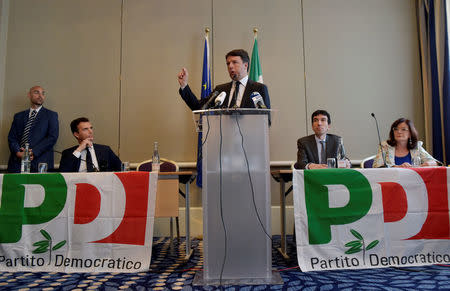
left=371, top=113, right=387, bottom=167
left=201, top=91, right=220, bottom=109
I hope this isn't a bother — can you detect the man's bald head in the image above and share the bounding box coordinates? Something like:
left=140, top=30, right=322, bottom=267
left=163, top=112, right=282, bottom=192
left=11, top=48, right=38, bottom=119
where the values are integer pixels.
left=28, top=86, right=46, bottom=108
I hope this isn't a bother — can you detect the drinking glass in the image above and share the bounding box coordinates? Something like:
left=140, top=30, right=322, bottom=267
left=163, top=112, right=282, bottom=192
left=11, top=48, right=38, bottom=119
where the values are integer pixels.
left=412, top=156, right=421, bottom=167
left=327, top=158, right=336, bottom=168
left=121, top=162, right=130, bottom=172
left=38, top=163, right=48, bottom=173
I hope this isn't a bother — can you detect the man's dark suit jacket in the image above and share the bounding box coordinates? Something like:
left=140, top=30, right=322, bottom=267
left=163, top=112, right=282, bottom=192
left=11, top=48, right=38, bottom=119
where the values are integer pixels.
left=7, top=107, right=59, bottom=173
left=59, top=143, right=122, bottom=172
left=295, top=134, right=347, bottom=169
left=179, top=79, right=271, bottom=110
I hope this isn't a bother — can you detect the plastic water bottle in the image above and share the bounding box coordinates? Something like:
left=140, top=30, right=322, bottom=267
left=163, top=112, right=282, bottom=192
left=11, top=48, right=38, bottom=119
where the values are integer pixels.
left=152, top=142, right=160, bottom=172
left=21, top=143, right=31, bottom=173
left=337, top=142, right=347, bottom=168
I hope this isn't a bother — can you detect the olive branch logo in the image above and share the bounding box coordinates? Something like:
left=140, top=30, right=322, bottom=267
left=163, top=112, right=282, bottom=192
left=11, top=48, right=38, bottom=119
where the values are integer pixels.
left=344, top=229, right=379, bottom=265
left=32, top=229, right=66, bottom=265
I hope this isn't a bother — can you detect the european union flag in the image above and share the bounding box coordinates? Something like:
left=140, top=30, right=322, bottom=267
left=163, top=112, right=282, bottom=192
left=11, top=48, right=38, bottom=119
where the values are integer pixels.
left=197, top=35, right=211, bottom=187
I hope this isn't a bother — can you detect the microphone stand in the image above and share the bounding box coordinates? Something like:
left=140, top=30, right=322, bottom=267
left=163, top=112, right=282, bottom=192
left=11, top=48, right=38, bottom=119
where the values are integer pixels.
left=371, top=113, right=388, bottom=168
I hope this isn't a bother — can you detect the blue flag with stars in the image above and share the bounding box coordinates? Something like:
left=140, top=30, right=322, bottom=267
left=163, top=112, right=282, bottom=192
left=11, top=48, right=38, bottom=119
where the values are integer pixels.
left=196, top=35, right=211, bottom=187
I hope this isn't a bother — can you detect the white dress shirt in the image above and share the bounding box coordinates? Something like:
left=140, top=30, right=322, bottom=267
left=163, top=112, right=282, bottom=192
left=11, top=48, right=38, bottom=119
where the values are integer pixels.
left=28, top=106, right=42, bottom=117
left=306, top=135, right=327, bottom=169
left=72, top=145, right=99, bottom=172
left=227, top=75, right=248, bottom=107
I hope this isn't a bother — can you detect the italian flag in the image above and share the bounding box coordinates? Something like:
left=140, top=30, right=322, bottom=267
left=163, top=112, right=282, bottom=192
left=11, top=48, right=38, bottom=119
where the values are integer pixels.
left=249, top=36, right=263, bottom=83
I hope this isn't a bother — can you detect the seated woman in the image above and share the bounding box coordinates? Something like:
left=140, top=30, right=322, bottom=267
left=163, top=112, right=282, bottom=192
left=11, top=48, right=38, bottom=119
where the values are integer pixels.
left=373, top=118, right=438, bottom=168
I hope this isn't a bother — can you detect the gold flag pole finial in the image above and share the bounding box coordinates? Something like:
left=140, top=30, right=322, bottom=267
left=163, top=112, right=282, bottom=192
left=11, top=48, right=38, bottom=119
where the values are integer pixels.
left=205, top=27, right=210, bottom=35
left=253, top=28, right=258, bottom=38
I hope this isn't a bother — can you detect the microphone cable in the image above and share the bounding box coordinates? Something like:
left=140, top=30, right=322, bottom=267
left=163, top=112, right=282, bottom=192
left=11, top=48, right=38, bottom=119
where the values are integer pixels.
left=195, top=112, right=211, bottom=164
left=234, top=115, right=273, bottom=242
left=218, top=113, right=228, bottom=288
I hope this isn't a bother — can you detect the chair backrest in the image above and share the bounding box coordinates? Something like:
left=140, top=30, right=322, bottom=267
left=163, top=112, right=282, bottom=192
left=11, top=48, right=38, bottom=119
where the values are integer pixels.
left=360, top=155, right=376, bottom=168
left=137, top=158, right=179, bottom=218
left=137, top=158, right=178, bottom=172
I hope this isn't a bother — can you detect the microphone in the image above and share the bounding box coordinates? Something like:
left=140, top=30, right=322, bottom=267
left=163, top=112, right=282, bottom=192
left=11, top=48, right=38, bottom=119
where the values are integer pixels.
left=201, top=91, right=220, bottom=109
left=99, top=160, right=108, bottom=172
left=213, top=92, right=227, bottom=108
left=250, top=92, right=267, bottom=109
left=371, top=113, right=388, bottom=167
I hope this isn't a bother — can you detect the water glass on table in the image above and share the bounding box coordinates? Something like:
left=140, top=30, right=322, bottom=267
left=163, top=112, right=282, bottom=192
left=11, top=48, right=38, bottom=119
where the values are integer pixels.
left=121, top=162, right=130, bottom=172
left=38, top=163, right=48, bottom=173
left=412, top=156, right=421, bottom=167
left=327, top=158, right=336, bottom=168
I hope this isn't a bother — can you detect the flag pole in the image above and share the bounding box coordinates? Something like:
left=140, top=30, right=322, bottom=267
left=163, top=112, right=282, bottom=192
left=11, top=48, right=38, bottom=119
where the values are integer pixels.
left=253, top=27, right=258, bottom=38
left=197, top=27, right=212, bottom=188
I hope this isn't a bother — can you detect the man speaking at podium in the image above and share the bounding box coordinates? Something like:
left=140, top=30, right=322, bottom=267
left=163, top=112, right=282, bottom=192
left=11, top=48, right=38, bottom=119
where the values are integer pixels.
left=177, top=49, right=270, bottom=110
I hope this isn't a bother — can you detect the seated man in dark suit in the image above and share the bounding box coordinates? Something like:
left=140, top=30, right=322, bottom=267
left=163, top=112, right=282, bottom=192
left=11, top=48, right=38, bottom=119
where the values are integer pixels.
left=177, top=49, right=270, bottom=110
left=59, top=117, right=122, bottom=172
left=7, top=85, right=59, bottom=172
left=295, top=110, right=351, bottom=169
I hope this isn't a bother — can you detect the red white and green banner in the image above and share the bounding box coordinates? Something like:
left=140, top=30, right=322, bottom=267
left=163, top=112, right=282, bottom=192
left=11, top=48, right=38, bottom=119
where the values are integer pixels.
left=293, top=167, right=450, bottom=272
left=0, top=172, right=157, bottom=273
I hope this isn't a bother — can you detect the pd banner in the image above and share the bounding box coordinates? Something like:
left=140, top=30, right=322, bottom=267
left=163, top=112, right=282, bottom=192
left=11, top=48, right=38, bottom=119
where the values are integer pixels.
left=293, top=167, right=450, bottom=272
left=0, top=172, right=157, bottom=273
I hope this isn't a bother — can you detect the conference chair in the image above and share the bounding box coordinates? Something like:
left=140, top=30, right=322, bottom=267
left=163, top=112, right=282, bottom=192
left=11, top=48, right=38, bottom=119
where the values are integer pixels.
left=360, top=155, right=376, bottom=168
left=137, top=158, right=180, bottom=243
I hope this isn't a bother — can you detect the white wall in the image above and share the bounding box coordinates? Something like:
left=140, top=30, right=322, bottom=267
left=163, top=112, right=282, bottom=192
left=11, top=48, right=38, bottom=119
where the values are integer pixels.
left=0, top=0, right=9, bottom=134
left=0, top=0, right=422, bottom=207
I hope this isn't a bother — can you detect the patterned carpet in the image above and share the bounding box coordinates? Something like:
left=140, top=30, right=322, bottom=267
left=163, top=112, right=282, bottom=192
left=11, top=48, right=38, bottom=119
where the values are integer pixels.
left=0, top=236, right=449, bottom=290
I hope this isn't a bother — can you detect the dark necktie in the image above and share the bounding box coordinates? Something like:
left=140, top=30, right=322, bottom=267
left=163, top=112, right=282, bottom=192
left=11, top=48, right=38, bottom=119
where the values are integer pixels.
left=229, top=81, right=240, bottom=108
left=320, top=140, right=326, bottom=164
left=20, top=110, right=37, bottom=147
left=86, top=149, right=94, bottom=172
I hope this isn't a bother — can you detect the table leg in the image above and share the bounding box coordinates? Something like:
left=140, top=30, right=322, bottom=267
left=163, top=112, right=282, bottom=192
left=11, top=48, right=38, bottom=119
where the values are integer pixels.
left=184, top=182, right=193, bottom=260
left=278, top=177, right=289, bottom=259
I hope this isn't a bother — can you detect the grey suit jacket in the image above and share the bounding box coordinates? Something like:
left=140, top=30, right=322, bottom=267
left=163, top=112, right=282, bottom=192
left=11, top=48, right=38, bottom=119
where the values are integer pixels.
left=295, top=134, right=347, bottom=169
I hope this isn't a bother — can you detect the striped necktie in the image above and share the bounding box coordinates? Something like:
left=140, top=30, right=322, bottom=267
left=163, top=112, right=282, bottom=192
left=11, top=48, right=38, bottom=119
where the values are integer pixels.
left=20, top=110, right=37, bottom=148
